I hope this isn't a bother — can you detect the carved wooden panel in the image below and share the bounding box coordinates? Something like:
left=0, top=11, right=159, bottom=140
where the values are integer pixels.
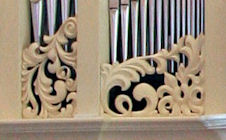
left=101, top=35, right=205, bottom=117
left=22, top=17, right=77, bottom=118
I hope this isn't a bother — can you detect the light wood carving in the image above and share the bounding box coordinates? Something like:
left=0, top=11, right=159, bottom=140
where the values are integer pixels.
left=22, top=17, right=77, bottom=118
left=101, top=35, right=205, bottom=117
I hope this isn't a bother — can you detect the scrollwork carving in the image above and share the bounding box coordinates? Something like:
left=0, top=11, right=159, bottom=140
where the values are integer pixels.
left=101, top=35, right=205, bottom=117
left=22, top=17, right=77, bottom=119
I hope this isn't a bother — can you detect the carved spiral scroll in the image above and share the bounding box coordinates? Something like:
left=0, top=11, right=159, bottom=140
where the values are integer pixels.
left=101, top=35, right=205, bottom=117
left=22, top=17, right=77, bottom=119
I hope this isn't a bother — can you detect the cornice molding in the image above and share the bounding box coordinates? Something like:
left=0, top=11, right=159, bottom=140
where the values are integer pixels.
left=0, top=115, right=226, bottom=134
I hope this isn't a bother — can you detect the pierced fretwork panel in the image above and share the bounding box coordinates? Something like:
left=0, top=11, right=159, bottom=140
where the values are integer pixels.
left=102, top=0, right=205, bottom=117
left=102, top=35, right=205, bottom=117
left=22, top=0, right=77, bottom=119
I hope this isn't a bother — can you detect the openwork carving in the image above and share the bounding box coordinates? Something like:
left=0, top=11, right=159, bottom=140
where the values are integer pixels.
left=22, top=17, right=77, bottom=118
left=101, top=35, right=205, bottom=117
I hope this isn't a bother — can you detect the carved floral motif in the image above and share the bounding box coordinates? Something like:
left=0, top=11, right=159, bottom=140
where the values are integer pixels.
left=101, top=35, right=205, bottom=117
left=22, top=17, right=77, bottom=118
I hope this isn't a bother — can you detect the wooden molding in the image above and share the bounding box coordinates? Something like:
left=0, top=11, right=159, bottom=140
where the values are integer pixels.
left=0, top=115, right=226, bottom=139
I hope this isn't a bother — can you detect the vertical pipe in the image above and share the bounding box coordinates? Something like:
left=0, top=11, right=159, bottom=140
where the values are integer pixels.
left=187, top=0, right=191, bottom=35
left=131, top=0, right=139, bottom=57
left=164, top=0, right=169, bottom=50
left=109, top=0, right=119, bottom=63
left=74, top=0, right=78, bottom=16
left=200, top=0, right=204, bottom=33
left=31, top=0, right=43, bottom=43
left=191, top=0, right=195, bottom=37
left=47, top=0, right=57, bottom=36
left=156, top=0, right=162, bottom=52
left=140, top=0, right=148, bottom=56
left=120, top=0, right=130, bottom=61
left=61, top=0, right=70, bottom=51
left=61, top=0, right=70, bottom=22
left=149, top=0, right=155, bottom=58
left=182, top=0, right=186, bottom=64
left=176, top=0, right=180, bottom=42
left=170, top=0, right=175, bottom=73
left=182, top=0, right=186, bottom=37
left=196, top=0, right=200, bottom=36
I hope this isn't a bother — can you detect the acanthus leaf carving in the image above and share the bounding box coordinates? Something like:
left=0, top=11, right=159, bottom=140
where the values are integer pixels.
left=22, top=17, right=77, bottom=119
left=101, top=35, right=205, bottom=117
left=101, top=58, right=155, bottom=117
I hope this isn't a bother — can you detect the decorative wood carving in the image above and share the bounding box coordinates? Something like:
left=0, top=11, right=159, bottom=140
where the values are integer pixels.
left=101, top=35, right=205, bottom=117
left=22, top=17, right=77, bottom=118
